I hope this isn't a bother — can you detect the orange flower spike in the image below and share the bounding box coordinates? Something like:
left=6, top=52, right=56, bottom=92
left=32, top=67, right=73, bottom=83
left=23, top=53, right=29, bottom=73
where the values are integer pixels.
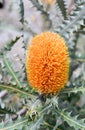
left=26, top=32, right=69, bottom=95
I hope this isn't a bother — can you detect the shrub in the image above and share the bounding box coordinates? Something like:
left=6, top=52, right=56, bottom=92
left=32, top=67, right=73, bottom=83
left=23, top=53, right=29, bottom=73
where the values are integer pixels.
left=0, top=0, right=85, bottom=130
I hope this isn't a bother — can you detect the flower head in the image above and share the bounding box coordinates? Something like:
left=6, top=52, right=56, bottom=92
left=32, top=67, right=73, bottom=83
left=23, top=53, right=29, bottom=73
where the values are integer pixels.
left=26, top=32, right=69, bottom=95
left=39, top=0, right=55, bottom=5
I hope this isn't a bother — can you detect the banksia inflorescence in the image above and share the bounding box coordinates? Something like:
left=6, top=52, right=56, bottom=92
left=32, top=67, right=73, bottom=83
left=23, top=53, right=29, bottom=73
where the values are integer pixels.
left=26, top=32, right=69, bottom=95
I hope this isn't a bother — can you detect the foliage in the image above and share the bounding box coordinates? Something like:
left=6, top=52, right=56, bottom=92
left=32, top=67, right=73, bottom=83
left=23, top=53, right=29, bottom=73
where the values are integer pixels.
left=0, top=0, right=85, bottom=130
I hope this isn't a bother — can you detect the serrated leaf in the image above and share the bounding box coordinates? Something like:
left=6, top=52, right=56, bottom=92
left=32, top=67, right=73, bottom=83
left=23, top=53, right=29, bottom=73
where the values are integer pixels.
left=55, top=4, right=85, bottom=40
left=1, top=54, right=29, bottom=92
left=0, top=116, right=28, bottom=130
left=0, top=37, right=20, bottom=55
left=19, top=0, right=24, bottom=24
left=60, top=86, right=85, bottom=94
left=56, top=0, right=67, bottom=19
left=0, top=56, right=33, bottom=98
left=51, top=2, right=64, bottom=29
left=28, top=0, right=52, bottom=29
left=29, top=0, right=45, bottom=13
left=0, top=84, right=29, bottom=97
left=3, top=56, right=23, bottom=89
left=58, top=110, right=85, bottom=130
